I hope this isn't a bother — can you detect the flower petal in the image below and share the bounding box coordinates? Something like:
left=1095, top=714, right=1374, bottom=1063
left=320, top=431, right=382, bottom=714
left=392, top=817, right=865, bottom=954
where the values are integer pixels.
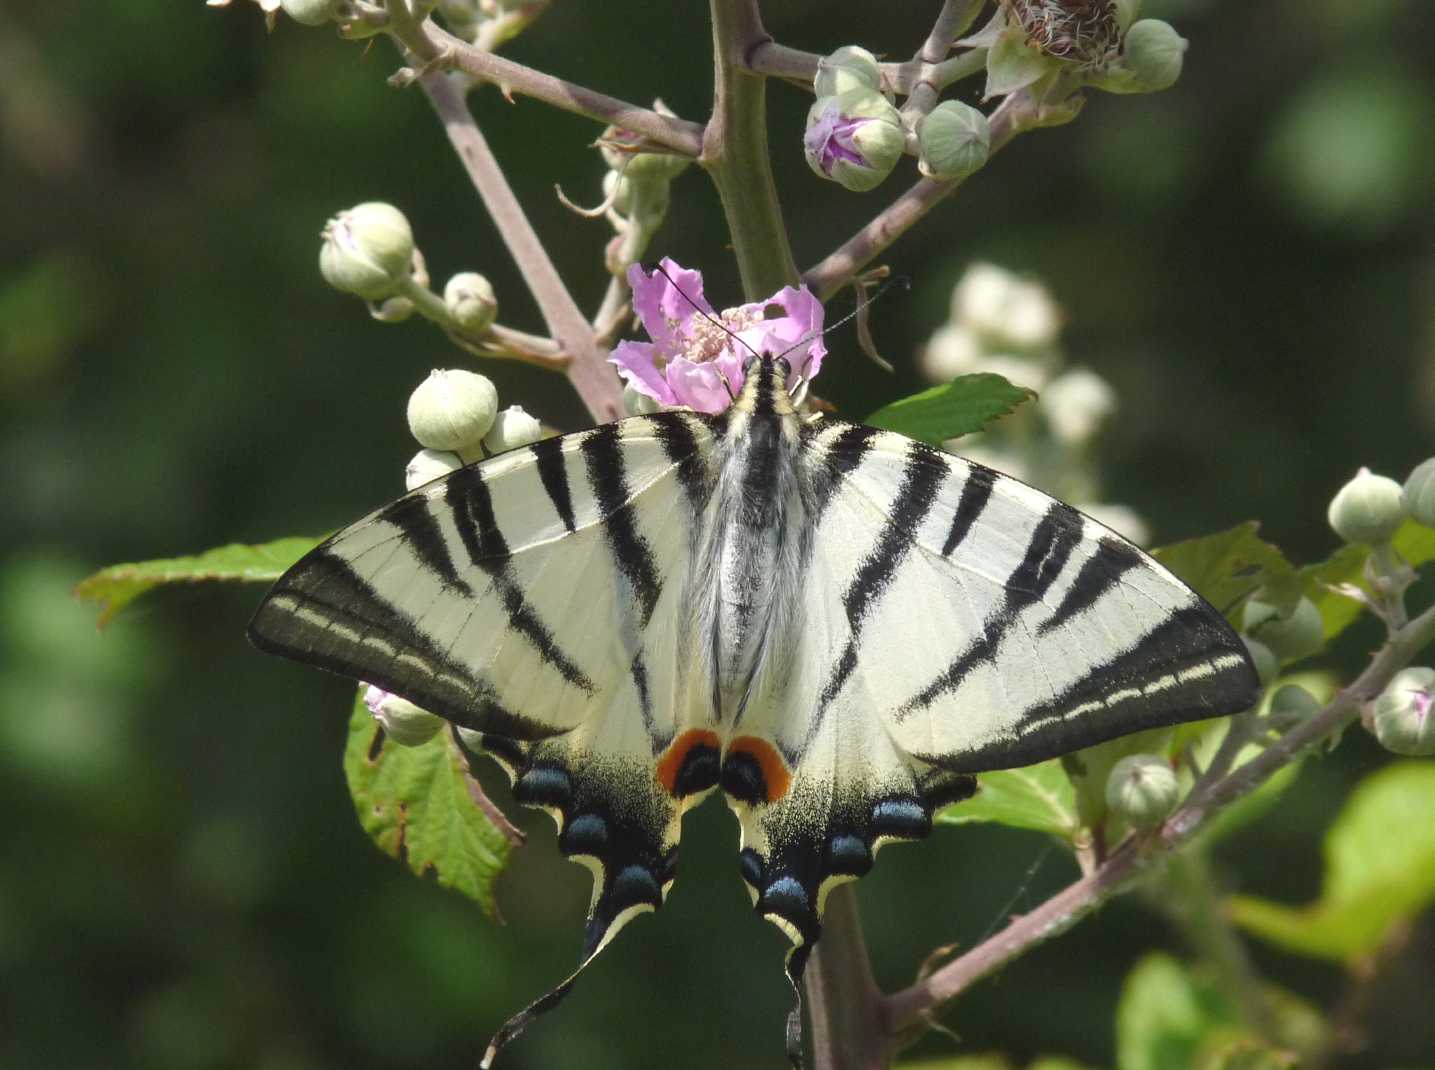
left=627, top=258, right=714, bottom=354
left=666, top=357, right=739, bottom=414
left=734, top=284, right=828, bottom=381
left=609, top=340, right=677, bottom=406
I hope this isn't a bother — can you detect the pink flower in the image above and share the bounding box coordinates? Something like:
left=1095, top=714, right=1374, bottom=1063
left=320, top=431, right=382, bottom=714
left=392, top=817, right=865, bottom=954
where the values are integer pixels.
left=610, top=258, right=826, bottom=414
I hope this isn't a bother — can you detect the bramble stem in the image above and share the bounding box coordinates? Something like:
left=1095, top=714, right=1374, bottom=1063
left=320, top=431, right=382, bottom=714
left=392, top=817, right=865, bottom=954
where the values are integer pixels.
left=802, top=91, right=1032, bottom=300
left=396, top=20, right=705, bottom=156
left=882, top=597, right=1435, bottom=1041
left=704, top=0, right=798, bottom=298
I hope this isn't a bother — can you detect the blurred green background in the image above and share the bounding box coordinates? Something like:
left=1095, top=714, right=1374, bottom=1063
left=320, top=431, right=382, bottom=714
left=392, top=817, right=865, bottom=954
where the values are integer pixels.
left=3, top=0, right=1434, bottom=1067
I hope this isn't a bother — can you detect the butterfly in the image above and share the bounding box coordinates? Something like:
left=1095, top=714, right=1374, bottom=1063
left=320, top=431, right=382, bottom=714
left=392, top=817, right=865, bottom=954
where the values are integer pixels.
left=249, top=351, right=1259, bottom=1065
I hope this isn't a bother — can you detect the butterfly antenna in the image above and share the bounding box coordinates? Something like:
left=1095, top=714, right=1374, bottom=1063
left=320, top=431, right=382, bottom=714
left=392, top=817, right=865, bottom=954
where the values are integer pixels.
left=777, top=273, right=912, bottom=389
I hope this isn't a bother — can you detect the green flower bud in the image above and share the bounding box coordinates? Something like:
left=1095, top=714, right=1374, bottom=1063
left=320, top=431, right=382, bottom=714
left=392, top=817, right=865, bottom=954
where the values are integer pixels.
left=803, top=89, right=905, bottom=193
left=404, top=448, right=463, bottom=492
left=364, top=686, right=444, bottom=747
left=406, top=369, right=498, bottom=452
left=917, top=100, right=991, bottom=181
left=281, top=0, right=338, bottom=25
left=1327, top=466, right=1405, bottom=545
left=482, top=405, right=543, bottom=455
left=443, top=272, right=498, bottom=333
left=1105, top=754, right=1180, bottom=829
left=600, top=100, right=692, bottom=183
left=1371, top=667, right=1435, bottom=756
left=319, top=202, right=414, bottom=300
left=814, top=45, right=882, bottom=98
left=1099, top=19, right=1186, bottom=94
left=624, top=383, right=661, bottom=416
left=1243, top=636, right=1278, bottom=689
left=1268, top=683, right=1323, bottom=724
left=1402, top=458, right=1435, bottom=529
left=1114, top=0, right=1142, bottom=32
left=1245, top=595, right=1324, bottom=665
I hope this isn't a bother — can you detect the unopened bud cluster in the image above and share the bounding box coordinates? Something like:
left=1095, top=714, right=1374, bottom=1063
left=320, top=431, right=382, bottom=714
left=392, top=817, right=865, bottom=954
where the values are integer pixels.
left=921, top=263, right=1148, bottom=545
left=957, top=2, right=1186, bottom=108
left=318, top=201, right=503, bottom=342
left=1327, top=458, right=1435, bottom=546
left=405, top=369, right=544, bottom=476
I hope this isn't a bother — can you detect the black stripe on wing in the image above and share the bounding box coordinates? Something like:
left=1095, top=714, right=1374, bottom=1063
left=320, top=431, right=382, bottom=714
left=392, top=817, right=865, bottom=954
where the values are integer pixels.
left=581, top=423, right=663, bottom=625
left=900, top=500, right=1086, bottom=717
left=377, top=493, right=473, bottom=595
left=1037, top=534, right=1145, bottom=636
left=809, top=442, right=946, bottom=740
left=531, top=435, right=577, bottom=534
left=247, top=548, right=564, bottom=742
left=446, top=466, right=597, bottom=695
left=916, top=605, right=1261, bottom=772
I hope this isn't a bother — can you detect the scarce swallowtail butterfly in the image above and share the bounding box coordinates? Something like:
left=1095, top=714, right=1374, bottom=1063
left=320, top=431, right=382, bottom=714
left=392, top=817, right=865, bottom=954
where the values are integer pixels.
left=249, top=351, right=1259, bottom=1065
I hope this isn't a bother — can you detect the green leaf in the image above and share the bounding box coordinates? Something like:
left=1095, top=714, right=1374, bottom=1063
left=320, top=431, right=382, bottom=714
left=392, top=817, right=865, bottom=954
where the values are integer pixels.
left=1300, top=519, right=1435, bottom=641
left=74, top=535, right=322, bottom=625
left=343, top=690, right=515, bottom=919
left=1151, top=522, right=1296, bottom=622
left=1115, top=954, right=1312, bottom=1070
left=865, top=373, right=1034, bottom=447
left=938, top=758, right=1080, bottom=839
left=1228, top=761, right=1435, bottom=961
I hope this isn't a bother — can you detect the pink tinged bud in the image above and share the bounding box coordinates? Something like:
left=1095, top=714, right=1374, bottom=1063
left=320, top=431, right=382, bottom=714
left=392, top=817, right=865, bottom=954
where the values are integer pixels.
left=1372, top=668, right=1435, bottom=756
left=803, top=90, right=905, bottom=193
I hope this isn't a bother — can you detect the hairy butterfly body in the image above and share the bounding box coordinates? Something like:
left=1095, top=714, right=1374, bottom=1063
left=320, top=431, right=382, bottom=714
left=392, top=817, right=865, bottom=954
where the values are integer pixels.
left=249, top=354, right=1259, bottom=1064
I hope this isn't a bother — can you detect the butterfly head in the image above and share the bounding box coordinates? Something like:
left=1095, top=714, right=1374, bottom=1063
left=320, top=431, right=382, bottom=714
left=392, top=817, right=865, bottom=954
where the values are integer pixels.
left=734, top=352, right=798, bottom=418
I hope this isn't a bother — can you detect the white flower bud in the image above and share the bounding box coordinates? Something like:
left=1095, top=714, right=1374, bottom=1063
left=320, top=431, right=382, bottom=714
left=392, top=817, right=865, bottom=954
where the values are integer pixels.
left=803, top=89, right=905, bottom=193
left=951, top=262, right=1061, bottom=351
left=1327, top=467, right=1405, bottom=545
left=1244, top=595, right=1324, bottom=665
left=917, top=101, right=991, bottom=181
left=482, top=405, right=543, bottom=455
left=919, top=324, right=984, bottom=382
left=623, top=383, right=661, bottom=416
left=1097, top=19, right=1187, bottom=95
left=404, top=448, right=463, bottom=491
left=814, top=45, right=882, bottom=98
left=364, top=685, right=444, bottom=747
left=1243, top=636, right=1278, bottom=689
left=406, top=369, right=498, bottom=452
left=1402, top=458, right=1435, bottom=529
left=1105, top=754, right=1179, bottom=829
left=281, top=0, right=337, bottom=24
left=1372, top=667, right=1435, bottom=756
left=443, top=272, right=498, bottom=333
left=1042, top=367, right=1116, bottom=445
left=319, top=202, right=414, bottom=300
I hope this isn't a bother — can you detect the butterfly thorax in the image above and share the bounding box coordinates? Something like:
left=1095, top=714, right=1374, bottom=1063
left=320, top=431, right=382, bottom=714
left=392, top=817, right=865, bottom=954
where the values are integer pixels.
left=697, top=357, right=806, bottom=723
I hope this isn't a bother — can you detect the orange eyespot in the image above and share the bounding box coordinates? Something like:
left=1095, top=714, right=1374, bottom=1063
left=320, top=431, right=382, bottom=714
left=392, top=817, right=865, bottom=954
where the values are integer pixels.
left=656, top=729, right=721, bottom=796
left=726, top=736, right=792, bottom=804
